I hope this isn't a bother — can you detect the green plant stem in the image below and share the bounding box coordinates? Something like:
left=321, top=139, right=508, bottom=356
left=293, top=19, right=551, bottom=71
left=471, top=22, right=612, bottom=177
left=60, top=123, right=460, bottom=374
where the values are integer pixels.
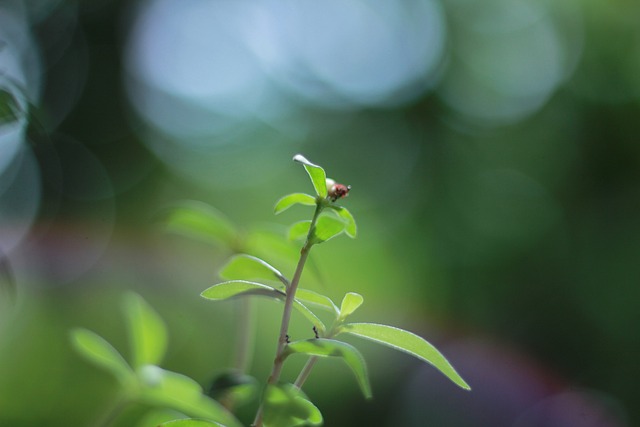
left=253, top=203, right=323, bottom=427
left=93, top=394, right=129, bottom=427
left=293, top=356, right=319, bottom=389
left=234, top=298, right=254, bottom=373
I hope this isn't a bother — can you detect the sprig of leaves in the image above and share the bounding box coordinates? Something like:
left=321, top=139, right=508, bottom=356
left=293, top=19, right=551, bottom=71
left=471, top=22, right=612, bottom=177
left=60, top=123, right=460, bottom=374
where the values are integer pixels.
left=70, top=293, right=242, bottom=427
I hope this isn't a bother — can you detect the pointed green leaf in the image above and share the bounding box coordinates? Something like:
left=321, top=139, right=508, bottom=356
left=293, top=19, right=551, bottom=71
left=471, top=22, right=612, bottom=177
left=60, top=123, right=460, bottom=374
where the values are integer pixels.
left=69, top=328, right=134, bottom=385
left=288, top=221, right=311, bottom=241
left=123, top=292, right=168, bottom=368
left=340, top=323, right=471, bottom=390
left=263, top=383, right=322, bottom=427
left=139, top=366, right=242, bottom=427
left=275, top=193, right=317, bottom=215
left=327, top=206, right=357, bottom=238
left=312, top=215, right=346, bottom=243
left=201, top=281, right=280, bottom=301
left=158, top=420, right=223, bottom=427
left=338, top=292, right=364, bottom=321
left=284, top=339, right=372, bottom=398
left=202, top=281, right=325, bottom=332
left=160, top=201, right=237, bottom=248
left=219, top=254, right=288, bottom=286
left=293, top=154, right=327, bottom=198
left=296, top=289, right=339, bottom=314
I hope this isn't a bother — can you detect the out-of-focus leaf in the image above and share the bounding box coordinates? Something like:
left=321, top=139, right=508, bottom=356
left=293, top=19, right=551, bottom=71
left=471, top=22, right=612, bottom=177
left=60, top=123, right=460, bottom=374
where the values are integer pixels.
left=263, top=383, right=322, bottom=427
left=161, top=201, right=237, bottom=248
left=274, top=193, right=317, bottom=215
left=219, top=254, right=288, bottom=286
left=296, top=289, right=338, bottom=314
left=122, top=292, right=168, bottom=368
left=69, top=328, right=134, bottom=385
left=327, top=206, right=357, bottom=238
left=139, top=366, right=241, bottom=427
left=208, top=370, right=259, bottom=407
left=293, top=154, right=327, bottom=198
left=311, top=215, right=346, bottom=243
left=243, top=227, right=300, bottom=268
left=340, top=323, right=471, bottom=390
left=284, top=339, right=372, bottom=398
left=288, top=221, right=311, bottom=241
left=158, top=420, right=223, bottom=427
left=338, top=292, right=364, bottom=321
left=202, top=281, right=325, bottom=332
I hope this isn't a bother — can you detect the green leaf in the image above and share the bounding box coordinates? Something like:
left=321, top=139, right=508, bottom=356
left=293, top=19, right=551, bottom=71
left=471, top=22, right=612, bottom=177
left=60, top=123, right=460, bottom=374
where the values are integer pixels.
left=296, top=289, right=339, bottom=314
left=123, top=292, right=168, bottom=368
left=263, top=383, right=322, bottom=427
left=327, top=206, right=357, bottom=238
left=288, top=221, right=311, bottom=241
left=284, top=339, right=372, bottom=398
left=201, top=281, right=280, bottom=301
left=139, top=366, right=241, bottom=427
left=243, top=227, right=300, bottom=267
left=311, top=215, right=346, bottom=243
left=219, top=254, right=288, bottom=287
left=293, top=154, right=327, bottom=198
left=201, top=281, right=325, bottom=333
left=340, top=323, right=471, bottom=390
left=69, top=328, right=134, bottom=385
left=158, top=420, right=223, bottom=427
left=275, top=193, right=317, bottom=215
left=160, top=201, right=237, bottom=248
left=338, top=292, right=364, bottom=321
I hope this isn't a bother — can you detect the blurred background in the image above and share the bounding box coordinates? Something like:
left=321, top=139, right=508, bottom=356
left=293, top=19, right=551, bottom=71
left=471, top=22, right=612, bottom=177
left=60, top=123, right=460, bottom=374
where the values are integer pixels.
left=1, top=0, right=639, bottom=425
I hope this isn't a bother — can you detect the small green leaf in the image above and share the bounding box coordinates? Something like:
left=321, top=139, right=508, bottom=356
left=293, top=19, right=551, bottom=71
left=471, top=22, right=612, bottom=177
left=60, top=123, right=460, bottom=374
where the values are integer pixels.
left=340, top=323, right=471, bottom=390
left=263, top=383, right=322, bottom=427
left=296, top=289, right=339, bottom=314
left=293, top=154, right=328, bottom=198
left=312, top=215, right=346, bottom=243
left=288, top=221, right=311, bottom=241
left=284, top=339, right=372, bottom=398
left=160, top=201, right=237, bottom=248
left=70, top=328, right=134, bottom=385
left=201, top=281, right=280, bottom=301
left=139, top=366, right=242, bottom=427
left=327, top=206, right=357, bottom=238
left=338, top=292, right=364, bottom=321
left=275, top=193, right=317, bottom=215
left=123, top=292, right=168, bottom=368
left=158, top=420, right=223, bottom=427
left=219, top=254, right=288, bottom=286
left=201, top=281, right=325, bottom=332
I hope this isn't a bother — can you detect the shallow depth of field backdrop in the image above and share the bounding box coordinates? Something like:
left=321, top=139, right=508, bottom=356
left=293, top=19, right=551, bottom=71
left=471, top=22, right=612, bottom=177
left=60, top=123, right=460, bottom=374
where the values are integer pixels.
left=1, top=0, right=639, bottom=426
